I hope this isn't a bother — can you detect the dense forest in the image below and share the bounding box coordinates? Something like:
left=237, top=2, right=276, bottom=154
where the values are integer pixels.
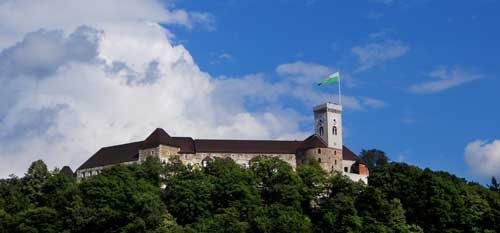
left=1, top=151, right=499, bottom=233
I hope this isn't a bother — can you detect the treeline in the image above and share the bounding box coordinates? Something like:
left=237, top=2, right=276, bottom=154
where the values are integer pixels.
left=0, top=155, right=499, bottom=233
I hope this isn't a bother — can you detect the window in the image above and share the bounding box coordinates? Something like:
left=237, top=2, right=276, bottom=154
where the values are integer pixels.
left=319, top=127, right=324, bottom=136
left=344, top=167, right=348, bottom=172
left=334, top=151, right=337, bottom=155
left=318, top=158, right=322, bottom=163
left=335, top=160, right=337, bottom=165
left=333, top=126, right=337, bottom=135
left=150, top=150, right=154, bottom=155
left=317, top=149, right=321, bottom=154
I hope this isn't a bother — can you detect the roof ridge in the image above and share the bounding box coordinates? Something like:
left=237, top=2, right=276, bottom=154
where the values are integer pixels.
left=101, top=140, right=143, bottom=149
left=195, top=139, right=302, bottom=142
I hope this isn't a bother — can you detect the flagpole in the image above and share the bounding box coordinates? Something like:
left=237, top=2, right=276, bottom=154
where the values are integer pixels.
left=338, top=73, right=342, bottom=105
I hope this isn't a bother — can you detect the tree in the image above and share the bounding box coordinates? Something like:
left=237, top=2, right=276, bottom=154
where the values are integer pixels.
left=296, top=158, right=327, bottom=214
left=23, top=160, right=51, bottom=203
left=489, top=176, right=499, bottom=191
left=360, top=149, right=389, bottom=171
left=250, top=156, right=304, bottom=210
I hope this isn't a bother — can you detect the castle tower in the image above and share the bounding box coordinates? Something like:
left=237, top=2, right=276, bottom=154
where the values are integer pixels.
left=313, top=102, right=342, bottom=149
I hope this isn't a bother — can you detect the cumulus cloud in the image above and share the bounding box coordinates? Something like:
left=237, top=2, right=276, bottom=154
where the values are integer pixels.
left=352, top=39, right=409, bottom=71
left=465, top=140, right=500, bottom=178
left=0, top=0, right=216, bottom=49
left=0, top=0, right=306, bottom=177
left=409, top=66, right=481, bottom=94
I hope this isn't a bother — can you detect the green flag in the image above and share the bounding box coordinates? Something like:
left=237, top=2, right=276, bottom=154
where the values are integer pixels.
left=318, top=72, right=340, bottom=85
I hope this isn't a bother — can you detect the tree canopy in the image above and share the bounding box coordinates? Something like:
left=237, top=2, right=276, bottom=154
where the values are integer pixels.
left=0, top=154, right=498, bottom=233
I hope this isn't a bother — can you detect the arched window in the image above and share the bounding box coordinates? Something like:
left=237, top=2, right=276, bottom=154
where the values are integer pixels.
left=319, top=127, right=324, bottom=136
left=318, top=158, right=322, bottom=163
left=332, top=126, right=337, bottom=135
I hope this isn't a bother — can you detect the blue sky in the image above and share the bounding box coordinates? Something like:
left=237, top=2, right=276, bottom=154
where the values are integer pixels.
left=0, top=0, right=498, bottom=184
left=169, top=0, right=500, bottom=183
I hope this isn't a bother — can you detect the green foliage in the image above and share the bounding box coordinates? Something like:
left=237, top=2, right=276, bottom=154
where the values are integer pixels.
left=360, top=149, right=389, bottom=171
left=490, top=176, right=499, bottom=191
left=369, top=162, right=500, bottom=233
left=1, top=155, right=499, bottom=232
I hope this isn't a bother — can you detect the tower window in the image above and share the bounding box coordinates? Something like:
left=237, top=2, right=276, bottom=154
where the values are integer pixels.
left=317, top=149, right=321, bottom=154
left=319, top=127, right=324, bottom=136
left=318, top=158, right=322, bottom=163
left=150, top=150, right=154, bottom=155
left=344, top=167, right=348, bottom=172
left=333, top=126, right=337, bottom=135
left=334, top=151, right=337, bottom=155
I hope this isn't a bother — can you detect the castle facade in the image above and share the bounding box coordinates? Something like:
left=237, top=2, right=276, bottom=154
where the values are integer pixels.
left=76, top=103, right=369, bottom=182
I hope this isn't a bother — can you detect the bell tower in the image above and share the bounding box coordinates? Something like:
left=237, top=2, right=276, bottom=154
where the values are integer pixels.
left=313, top=102, right=343, bottom=149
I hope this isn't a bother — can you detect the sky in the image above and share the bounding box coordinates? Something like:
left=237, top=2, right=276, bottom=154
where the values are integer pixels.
left=0, top=0, right=499, bottom=184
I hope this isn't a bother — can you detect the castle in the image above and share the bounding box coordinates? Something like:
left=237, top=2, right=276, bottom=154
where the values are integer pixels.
left=75, top=102, right=369, bottom=182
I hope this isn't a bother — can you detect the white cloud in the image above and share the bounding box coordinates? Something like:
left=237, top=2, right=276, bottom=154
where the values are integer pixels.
left=360, top=97, right=387, bottom=108
left=465, top=140, right=500, bottom=178
left=275, top=61, right=386, bottom=110
left=276, top=61, right=332, bottom=80
left=409, top=66, right=481, bottom=94
left=352, top=39, right=409, bottom=71
left=0, top=0, right=214, bottom=49
left=0, top=1, right=304, bottom=177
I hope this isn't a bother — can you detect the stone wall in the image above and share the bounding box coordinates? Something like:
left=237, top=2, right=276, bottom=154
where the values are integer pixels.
left=139, top=145, right=180, bottom=163
left=298, top=148, right=343, bottom=173
left=182, top=152, right=297, bottom=169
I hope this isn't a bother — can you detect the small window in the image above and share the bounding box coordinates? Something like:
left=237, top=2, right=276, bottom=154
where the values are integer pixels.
left=317, top=149, right=321, bottom=154
left=150, top=150, right=154, bottom=155
left=335, top=160, right=337, bottom=165
left=334, top=151, right=337, bottom=155
left=318, top=158, right=322, bottom=163
left=333, top=126, right=338, bottom=135
left=344, top=167, right=348, bottom=172
left=319, top=127, right=324, bottom=136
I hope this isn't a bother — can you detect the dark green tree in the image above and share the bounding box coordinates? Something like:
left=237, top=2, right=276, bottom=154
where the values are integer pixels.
left=23, top=160, right=51, bottom=203
left=489, top=176, right=499, bottom=191
left=250, top=156, right=304, bottom=210
left=360, top=149, right=389, bottom=171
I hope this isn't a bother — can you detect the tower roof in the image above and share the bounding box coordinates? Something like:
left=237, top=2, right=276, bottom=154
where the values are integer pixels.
left=140, top=128, right=176, bottom=149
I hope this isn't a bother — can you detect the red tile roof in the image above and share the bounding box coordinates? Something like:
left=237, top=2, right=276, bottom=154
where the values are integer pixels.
left=342, top=146, right=365, bottom=164
left=194, top=139, right=302, bottom=154
left=78, top=141, right=142, bottom=170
